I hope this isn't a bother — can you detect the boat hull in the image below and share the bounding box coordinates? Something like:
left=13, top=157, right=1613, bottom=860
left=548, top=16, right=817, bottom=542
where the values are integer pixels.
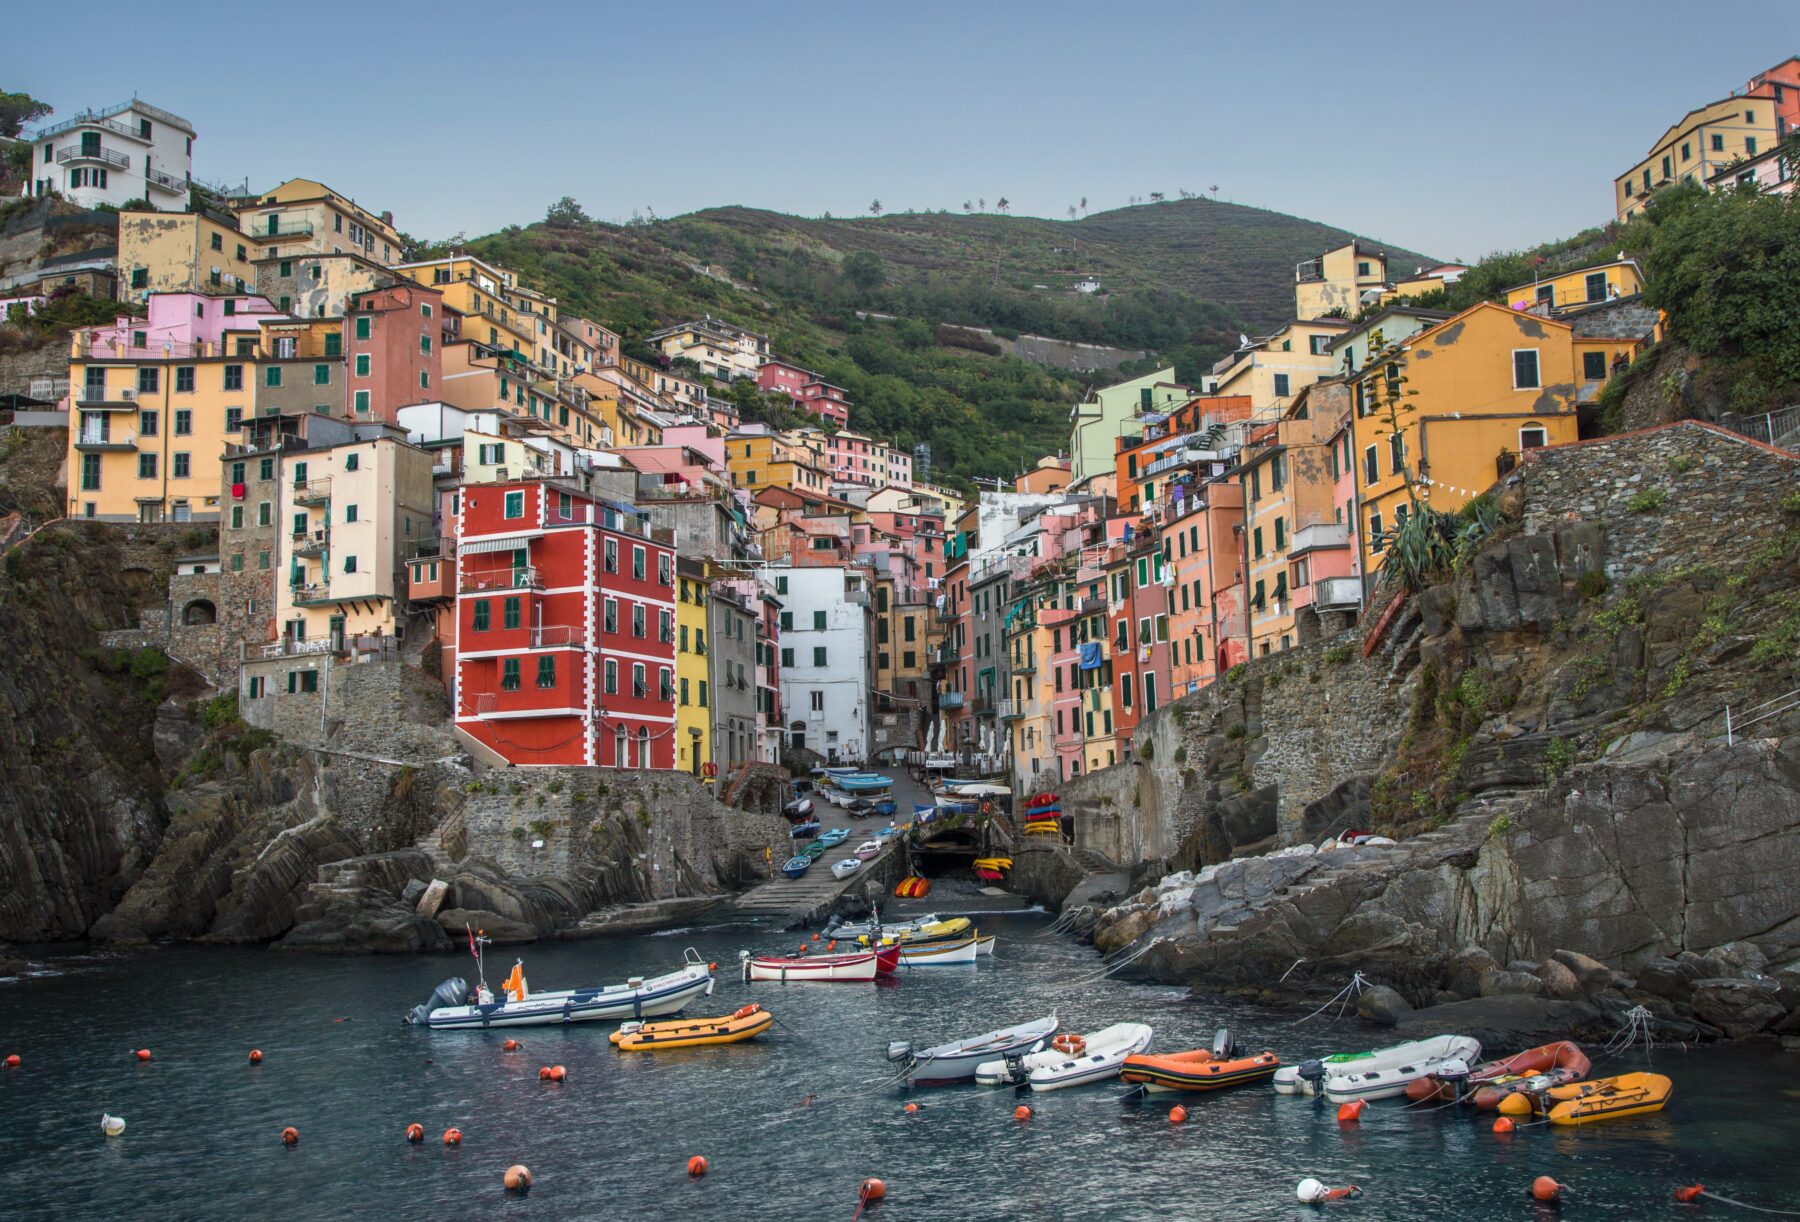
left=746, top=952, right=879, bottom=983
left=420, top=967, right=714, bottom=1030
left=610, top=1007, right=774, bottom=1051
left=974, top=1023, right=1154, bottom=1088
left=1122, top=1050, right=1280, bottom=1093
left=897, top=1015, right=1058, bottom=1085
left=1546, top=1072, right=1673, bottom=1125
left=1275, top=1035, right=1481, bottom=1097
left=898, top=936, right=979, bottom=966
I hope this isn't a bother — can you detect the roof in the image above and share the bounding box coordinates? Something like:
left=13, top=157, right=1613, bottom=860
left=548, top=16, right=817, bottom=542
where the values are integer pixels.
left=1498, top=259, right=1642, bottom=300
left=1401, top=299, right=1574, bottom=351
left=1327, top=305, right=1453, bottom=352
left=1627, top=83, right=1779, bottom=169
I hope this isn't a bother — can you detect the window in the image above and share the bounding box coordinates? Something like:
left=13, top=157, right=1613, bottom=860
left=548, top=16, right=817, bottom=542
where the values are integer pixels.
left=355, top=316, right=371, bottom=341
left=501, top=596, right=521, bottom=631
left=173, top=366, right=196, bottom=394
left=211, top=233, right=223, bottom=252
left=632, top=604, right=646, bottom=638
left=604, top=539, right=618, bottom=573
left=781, top=647, right=795, bottom=667
left=419, top=335, right=432, bottom=355
left=1273, top=373, right=1290, bottom=398
left=345, top=504, right=358, bottom=523
left=1585, top=271, right=1608, bottom=303
left=536, top=656, right=556, bottom=688
left=775, top=575, right=788, bottom=596
left=814, top=646, right=828, bottom=667
left=632, top=663, right=647, bottom=698
left=604, top=659, right=617, bottom=693
left=1582, top=351, right=1607, bottom=381
left=259, top=457, right=274, bottom=481
left=1274, top=517, right=1286, bottom=550
left=812, top=609, right=827, bottom=631
left=354, top=354, right=371, bottom=376
left=353, top=390, right=370, bottom=414
left=343, top=555, right=357, bottom=573
left=224, top=364, right=243, bottom=391
left=1680, top=141, right=1691, bottom=162
left=344, top=453, right=359, bottom=472
left=1512, top=349, right=1540, bottom=389
left=230, top=506, right=244, bottom=529
left=1520, top=425, right=1548, bottom=451
left=265, top=366, right=282, bottom=388
left=658, top=554, right=672, bottom=585
left=225, top=407, right=243, bottom=432
left=173, top=452, right=190, bottom=478
left=313, top=364, right=330, bottom=386
left=503, top=490, right=524, bottom=519
left=136, top=367, right=159, bottom=395
left=138, top=453, right=157, bottom=479
left=173, top=409, right=192, bottom=436
left=1369, top=509, right=1384, bottom=552
left=1252, top=526, right=1264, bottom=559
left=810, top=691, right=824, bottom=712
left=1388, top=432, right=1404, bottom=476
left=1363, top=445, right=1378, bottom=484
left=631, top=546, right=646, bottom=581
left=139, top=409, right=158, bottom=434
left=259, top=502, right=271, bottom=526
left=1746, top=136, right=1759, bottom=156
left=501, top=659, right=521, bottom=691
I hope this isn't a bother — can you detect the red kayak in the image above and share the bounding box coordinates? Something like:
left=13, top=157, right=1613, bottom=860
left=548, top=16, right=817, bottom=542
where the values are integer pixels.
left=1405, top=1040, right=1592, bottom=1106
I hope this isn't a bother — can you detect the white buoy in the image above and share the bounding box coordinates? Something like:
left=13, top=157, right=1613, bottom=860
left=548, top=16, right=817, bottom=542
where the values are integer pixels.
left=101, top=1113, right=126, bottom=1137
left=1297, top=1177, right=1326, bottom=1204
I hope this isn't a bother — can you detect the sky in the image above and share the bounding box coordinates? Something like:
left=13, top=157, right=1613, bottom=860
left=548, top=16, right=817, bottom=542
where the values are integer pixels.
left=10, top=1, right=1799, bottom=260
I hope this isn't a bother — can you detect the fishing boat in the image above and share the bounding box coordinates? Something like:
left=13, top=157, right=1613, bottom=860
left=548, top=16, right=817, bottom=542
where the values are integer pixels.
left=886, top=1013, right=1059, bottom=1085
left=974, top=933, right=996, bottom=956
left=974, top=1023, right=1154, bottom=1090
left=1275, top=1034, right=1482, bottom=1098
left=610, top=1003, right=774, bottom=1051
left=831, top=858, right=861, bottom=880
left=873, top=824, right=904, bottom=844
left=801, top=841, right=828, bottom=860
left=1121, top=1031, right=1281, bottom=1093
left=740, top=946, right=894, bottom=983
left=849, top=917, right=974, bottom=946
left=783, top=798, right=814, bottom=821
left=817, top=828, right=850, bottom=848
left=790, top=820, right=820, bottom=839
left=896, top=935, right=979, bottom=966
left=407, top=945, right=715, bottom=1030
left=853, top=839, right=884, bottom=861
left=782, top=855, right=812, bottom=879
left=1403, top=1040, right=1592, bottom=1107
left=825, top=910, right=962, bottom=942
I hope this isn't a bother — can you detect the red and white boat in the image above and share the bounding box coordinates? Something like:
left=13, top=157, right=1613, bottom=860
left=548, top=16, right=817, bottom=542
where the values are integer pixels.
left=740, top=943, right=900, bottom=982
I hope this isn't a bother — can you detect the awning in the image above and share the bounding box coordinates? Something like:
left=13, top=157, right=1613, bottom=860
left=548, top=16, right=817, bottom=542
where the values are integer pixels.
left=458, top=533, right=539, bottom=555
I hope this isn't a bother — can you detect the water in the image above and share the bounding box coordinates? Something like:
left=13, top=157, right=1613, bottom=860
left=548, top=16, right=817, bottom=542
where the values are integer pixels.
left=2, top=918, right=1797, bottom=1220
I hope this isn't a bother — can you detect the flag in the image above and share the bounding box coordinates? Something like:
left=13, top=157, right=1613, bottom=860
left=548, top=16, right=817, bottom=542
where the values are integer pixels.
left=467, top=925, right=478, bottom=959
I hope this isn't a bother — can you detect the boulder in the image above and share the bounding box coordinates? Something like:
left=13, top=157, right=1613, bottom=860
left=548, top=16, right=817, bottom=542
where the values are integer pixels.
left=436, top=907, right=538, bottom=945
left=415, top=878, right=449, bottom=919
left=1690, top=978, right=1785, bottom=1038
left=1635, top=956, right=1701, bottom=1002
left=400, top=878, right=427, bottom=906
left=1480, top=970, right=1546, bottom=998
left=1532, top=958, right=1584, bottom=1000
left=1446, top=947, right=1500, bottom=999
left=1549, top=948, right=1615, bottom=995
left=1707, top=941, right=1770, bottom=977
left=1356, top=984, right=1413, bottom=1027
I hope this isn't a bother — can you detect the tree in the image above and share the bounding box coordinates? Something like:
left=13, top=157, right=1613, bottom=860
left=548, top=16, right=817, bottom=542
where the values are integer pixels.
left=843, top=250, right=886, bottom=293
left=0, top=90, right=51, bottom=140
left=1149, top=192, right=1165, bottom=203
left=962, top=200, right=972, bottom=214
left=545, top=196, right=589, bottom=227
left=869, top=199, right=882, bottom=216
left=996, top=197, right=1010, bottom=214
left=1067, top=206, right=1076, bottom=221
left=1079, top=196, right=1087, bottom=215
left=978, top=198, right=986, bottom=212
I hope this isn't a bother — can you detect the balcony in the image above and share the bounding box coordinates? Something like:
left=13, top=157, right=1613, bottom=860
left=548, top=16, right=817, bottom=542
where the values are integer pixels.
left=1078, top=595, right=1107, bottom=615
left=291, top=527, right=329, bottom=556
left=1011, top=657, right=1037, bottom=676
left=75, top=428, right=135, bottom=451
left=56, top=145, right=130, bottom=171
left=998, top=698, right=1023, bottom=721
left=293, top=478, right=332, bottom=505
left=1295, top=258, right=1325, bottom=283
left=1290, top=522, right=1351, bottom=557
left=257, top=219, right=315, bottom=239
left=290, top=582, right=337, bottom=607
left=145, top=167, right=188, bottom=195
left=971, top=693, right=995, bottom=716
left=37, top=113, right=151, bottom=143
left=460, top=566, right=542, bottom=593
left=938, top=691, right=965, bottom=711
left=524, top=625, right=582, bottom=649
left=76, top=389, right=141, bottom=411
left=1314, top=576, right=1362, bottom=611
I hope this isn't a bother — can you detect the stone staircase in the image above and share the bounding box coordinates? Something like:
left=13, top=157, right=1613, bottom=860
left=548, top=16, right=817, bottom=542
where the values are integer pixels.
left=725, top=842, right=902, bottom=928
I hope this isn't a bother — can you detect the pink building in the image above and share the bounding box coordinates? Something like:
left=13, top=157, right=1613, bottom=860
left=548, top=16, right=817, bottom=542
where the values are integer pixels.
left=797, top=380, right=850, bottom=426
left=78, top=291, right=285, bottom=361
left=826, top=430, right=880, bottom=485
left=756, top=359, right=811, bottom=398
left=880, top=444, right=913, bottom=488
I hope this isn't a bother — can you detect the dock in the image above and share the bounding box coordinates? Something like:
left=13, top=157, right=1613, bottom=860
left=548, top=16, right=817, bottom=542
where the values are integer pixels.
left=725, top=843, right=904, bottom=928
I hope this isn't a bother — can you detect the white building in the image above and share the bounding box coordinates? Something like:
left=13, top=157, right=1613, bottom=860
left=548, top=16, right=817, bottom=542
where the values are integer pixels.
left=770, top=564, right=873, bottom=764
left=23, top=100, right=195, bottom=212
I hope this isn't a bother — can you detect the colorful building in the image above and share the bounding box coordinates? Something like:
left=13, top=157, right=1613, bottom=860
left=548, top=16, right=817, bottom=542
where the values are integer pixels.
left=117, top=207, right=257, bottom=304
left=1294, top=241, right=1388, bottom=320
left=675, top=557, right=711, bottom=775
left=235, top=178, right=403, bottom=266
left=1206, top=320, right=1349, bottom=416
left=1160, top=478, right=1246, bottom=696
left=1068, top=367, right=1191, bottom=490
left=1614, top=87, right=1781, bottom=220
left=22, top=100, right=194, bottom=212
left=1499, top=260, right=1645, bottom=315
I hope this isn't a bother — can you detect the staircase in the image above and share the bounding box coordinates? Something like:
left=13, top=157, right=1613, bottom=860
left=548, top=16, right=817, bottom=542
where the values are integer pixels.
left=725, top=842, right=902, bottom=928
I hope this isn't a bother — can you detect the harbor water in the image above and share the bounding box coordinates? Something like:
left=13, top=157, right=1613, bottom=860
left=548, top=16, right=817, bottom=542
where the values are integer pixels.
left=2, top=914, right=1797, bottom=1220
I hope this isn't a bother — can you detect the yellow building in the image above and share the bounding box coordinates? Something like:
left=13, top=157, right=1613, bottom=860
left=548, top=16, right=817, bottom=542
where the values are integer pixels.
left=726, top=432, right=829, bottom=496
left=394, top=255, right=537, bottom=356
left=1349, top=303, right=1581, bottom=575
left=1381, top=263, right=1470, bottom=304
left=1294, top=241, right=1389, bottom=319
left=276, top=431, right=435, bottom=644
left=440, top=344, right=604, bottom=450
left=676, top=561, right=712, bottom=775
left=649, top=319, right=769, bottom=380
left=1498, top=259, right=1646, bottom=314
left=1614, top=92, right=1780, bottom=220
left=1207, top=318, right=1349, bottom=414
left=117, top=209, right=258, bottom=304
left=235, top=178, right=405, bottom=266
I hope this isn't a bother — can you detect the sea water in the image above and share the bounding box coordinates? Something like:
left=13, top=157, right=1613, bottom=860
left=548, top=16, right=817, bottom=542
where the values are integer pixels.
left=1, top=917, right=1796, bottom=1220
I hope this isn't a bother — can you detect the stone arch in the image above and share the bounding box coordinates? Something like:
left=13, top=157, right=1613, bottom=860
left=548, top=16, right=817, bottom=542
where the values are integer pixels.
left=181, top=599, right=217, bottom=626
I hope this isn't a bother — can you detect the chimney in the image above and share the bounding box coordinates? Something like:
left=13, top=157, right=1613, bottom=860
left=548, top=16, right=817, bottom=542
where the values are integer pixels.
left=380, top=210, right=394, bottom=225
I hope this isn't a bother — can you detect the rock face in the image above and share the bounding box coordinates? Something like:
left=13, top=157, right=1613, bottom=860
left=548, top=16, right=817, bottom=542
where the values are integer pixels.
left=1079, top=425, right=1800, bottom=1044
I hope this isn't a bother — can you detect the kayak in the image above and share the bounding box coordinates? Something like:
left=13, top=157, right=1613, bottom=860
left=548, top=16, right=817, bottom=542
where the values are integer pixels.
left=611, top=1003, right=774, bottom=1051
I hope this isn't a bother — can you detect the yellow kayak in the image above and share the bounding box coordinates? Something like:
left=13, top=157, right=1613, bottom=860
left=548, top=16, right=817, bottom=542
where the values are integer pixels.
left=609, top=1004, right=774, bottom=1051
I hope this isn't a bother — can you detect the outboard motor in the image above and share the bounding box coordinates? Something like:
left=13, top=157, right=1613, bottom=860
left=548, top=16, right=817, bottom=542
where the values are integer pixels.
left=407, top=976, right=469, bottom=1025
left=1211, top=1028, right=1237, bottom=1060
left=885, top=1041, right=914, bottom=1066
left=1434, top=1058, right=1472, bottom=1102
left=1297, top=1058, right=1327, bottom=1095
left=1002, top=1050, right=1029, bottom=1086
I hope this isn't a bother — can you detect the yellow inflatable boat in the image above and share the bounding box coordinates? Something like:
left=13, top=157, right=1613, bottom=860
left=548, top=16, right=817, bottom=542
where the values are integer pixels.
left=609, top=1003, right=774, bottom=1051
left=858, top=916, right=972, bottom=946
left=1545, top=1071, right=1673, bottom=1125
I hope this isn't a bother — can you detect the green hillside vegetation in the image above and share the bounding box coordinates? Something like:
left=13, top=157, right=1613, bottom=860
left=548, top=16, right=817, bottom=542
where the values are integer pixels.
left=461, top=198, right=1430, bottom=486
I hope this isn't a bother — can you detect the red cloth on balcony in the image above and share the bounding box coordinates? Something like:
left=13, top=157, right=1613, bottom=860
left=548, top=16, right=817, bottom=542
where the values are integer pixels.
left=231, top=483, right=247, bottom=499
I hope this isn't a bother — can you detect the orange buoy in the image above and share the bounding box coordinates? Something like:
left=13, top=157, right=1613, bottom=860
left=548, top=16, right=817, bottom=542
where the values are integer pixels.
left=1531, top=1176, right=1563, bottom=1202
left=812, top=933, right=820, bottom=941
left=827, top=940, right=838, bottom=951
left=687, top=1155, right=708, bottom=1178
left=903, top=1102, right=919, bottom=1114
left=1497, top=1092, right=1533, bottom=1117
left=859, top=1178, right=887, bottom=1202
left=1169, top=1105, right=1188, bottom=1124
left=1675, top=1185, right=1705, bottom=1203
left=1493, top=1117, right=1515, bottom=1134
left=405, top=1123, right=424, bottom=1143
left=539, top=1066, right=552, bottom=1080
left=3, top=1054, right=18, bottom=1068
left=280, top=1126, right=299, bottom=1145
left=248, top=1049, right=263, bottom=1065
left=502, top=1039, right=520, bottom=1051
left=707, top=962, right=717, bottom=971
left=504, top=1164, right=532, bottom=1193
left=1336, top=1099, right=1366, bottom=1123
left=1013, top=1105, right=1032, bottom=1121
left=134, top=1049, right=152, bottom=1062
left=800, top=1094, right=813, bottom=1107
left=551, top=1064, right=566, bottom=1081
left=443, top=1128, right=463, bottom=1147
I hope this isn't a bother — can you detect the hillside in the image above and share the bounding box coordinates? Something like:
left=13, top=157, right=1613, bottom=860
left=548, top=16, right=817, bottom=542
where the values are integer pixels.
left=463, top=198, right=1431, bottom=484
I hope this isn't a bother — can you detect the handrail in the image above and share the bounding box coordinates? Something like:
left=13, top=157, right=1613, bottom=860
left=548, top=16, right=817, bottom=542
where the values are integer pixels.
left=1725, top=684, right=1800, bottom=744
left=56, top=145, right=129, bottom=170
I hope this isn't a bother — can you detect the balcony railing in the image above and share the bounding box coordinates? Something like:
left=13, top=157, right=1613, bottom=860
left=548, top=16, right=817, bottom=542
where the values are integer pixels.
left=293, top=478, right=332, bottom=504
left=258, top=219, right=315, bottom=238
left=254, top=638, right=335, bottom=659
left=1314, top=576, right=1362, bottom=610
left=76, top=388, right=140, bottom=410
left=998, top=698, right=1022, bottom=721
left=145, top=167, right=188, bottom=194
left=1290, top=522, right=1350, bottom=556
left=37, top=113, right=150, bottom=143
left=938, top=691, right=964, bottom=710
left=291, top=528, right=329, bottom=555
left=75, top=428, right=135, bottom=450
left=1078, top=595, right=1107, bottom=614
left=971, top=693, right=995, bottom=715
left=1295, top=258, right=1325, bottom=283
left=526, top=625, right=580, bottom=648
left=56, top=145, right=130, bottom=170
left=461, top=566, right=542, bottom=593
left=290, top=582, right=334, bottom=605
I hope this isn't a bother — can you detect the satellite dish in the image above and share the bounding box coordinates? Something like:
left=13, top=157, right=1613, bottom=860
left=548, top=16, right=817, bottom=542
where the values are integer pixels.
left=1238, top=333, right=1251, bottom=349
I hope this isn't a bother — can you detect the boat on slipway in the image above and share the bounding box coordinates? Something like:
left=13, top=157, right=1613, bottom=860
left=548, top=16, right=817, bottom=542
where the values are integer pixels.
left=974, top=1023, right=1154, bottom=1091
left=407, top=948, right=716, bottom=1030
left=887, top=1014, right=1059, bottom=1085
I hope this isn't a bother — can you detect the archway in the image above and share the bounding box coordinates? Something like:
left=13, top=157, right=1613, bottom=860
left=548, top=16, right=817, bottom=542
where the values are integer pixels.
left=182, top=599, right=217, bottom=626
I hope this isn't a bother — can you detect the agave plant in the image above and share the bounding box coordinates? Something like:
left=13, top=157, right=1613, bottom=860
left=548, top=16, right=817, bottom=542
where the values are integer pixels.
left=1377, top=494, right=1501, bottom=595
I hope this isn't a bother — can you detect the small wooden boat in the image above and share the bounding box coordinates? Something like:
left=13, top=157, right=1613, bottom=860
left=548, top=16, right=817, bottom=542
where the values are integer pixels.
left=611, top=1003, right=774, bottom=1051
left=1122, top=1030, right=1280, bottom=1093
left=801, top=841, right=827, bottom=860
left=874, top=824, right=903, bottom=844
left=817, top=828, right=850, bottom=848
left=1274, top=1034, right=1481, bottom=1099
left=1404, top=1040, right=1592, bottom=1107
left=790, top=820, right=821, bottom=839
left=974, top=933, right=996, bottom=956
left=975, top=1022, right=1153, bottom=1090
left=887, top=1013, right=1059, bottom=1085
left=831, top=858, right=861, bottom=880
left=741, top=948, right=884, bottom=983
left=408, top=949, right=715, bottom=1029
left=854, top=840, right=883, bottom=861
left=783, top=798, right=814, bottom=820
left=897, top=935, right=979, bottom=966
left=782, top=855, right=812, bottom=879
left=855, top=916, right=973, bottom=946
left=1497, top=1071, right=1674, bottom=1125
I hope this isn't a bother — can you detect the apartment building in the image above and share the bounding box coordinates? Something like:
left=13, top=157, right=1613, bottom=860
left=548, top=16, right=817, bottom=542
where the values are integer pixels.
left=1294, top=241, right=1388, bottom=320
left=23, top=100, right=194, bottom=211
left=768, top=564, right=873, bottom=764
left=675, top=557, right=712, bottom=775
left=117, top=207, right=257, bottom=303
left=235, top=179, right=403, bottom=266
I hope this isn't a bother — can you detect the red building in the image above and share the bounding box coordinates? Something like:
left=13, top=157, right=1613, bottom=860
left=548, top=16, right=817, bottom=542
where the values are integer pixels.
left=756, top=359, right=811, bottom=398
left=453, top=480, right=677, bottom=767
left=345, top=283, right=445, bottom=421
left=797, top=379, right=851, bottom=426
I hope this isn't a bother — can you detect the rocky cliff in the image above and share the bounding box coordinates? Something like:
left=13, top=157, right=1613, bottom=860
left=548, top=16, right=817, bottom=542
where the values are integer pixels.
left=1075, top=422, right=1800, bottom=1043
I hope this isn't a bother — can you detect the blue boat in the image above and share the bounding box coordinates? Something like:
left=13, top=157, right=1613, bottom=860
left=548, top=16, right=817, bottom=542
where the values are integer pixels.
left=836, top=774, right=894, bottom=793
left=790, top=820, right=821, bottom=839
left=782, top=855, right=812, bottom=879
left=817, top=828, right=850, bottom=848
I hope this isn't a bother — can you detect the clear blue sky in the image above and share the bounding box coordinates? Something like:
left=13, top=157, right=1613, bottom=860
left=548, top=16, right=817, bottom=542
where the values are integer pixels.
left=11, top=1, right=1798, bottom=259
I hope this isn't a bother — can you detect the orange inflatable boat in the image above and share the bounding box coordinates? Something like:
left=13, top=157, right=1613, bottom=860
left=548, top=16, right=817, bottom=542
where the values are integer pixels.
left=1121, top=1042, right=1281, bottom=1093
left=1403, top=1040, right=1591, bottom=1107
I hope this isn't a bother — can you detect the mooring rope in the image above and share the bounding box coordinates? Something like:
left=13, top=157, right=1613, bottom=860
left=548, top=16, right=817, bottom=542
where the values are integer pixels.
left=1290, top=971, right=1369, bottom=1025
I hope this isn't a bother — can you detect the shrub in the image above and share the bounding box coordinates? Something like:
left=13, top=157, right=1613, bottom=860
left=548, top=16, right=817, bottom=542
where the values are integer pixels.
left=1172, top=744, right=1188, bottom=763
left=1781, top=491, right=1800, bottom=515
left=1487, top=812, right=1513, bottom=839
left=1322, top=644, right=1353, bottom=665
left=1575, top=570, right=1609, bottom=601
left=1542, top=737, right=1576, bottom=779
left=1224, top=723, right=1247, bottom=740
left=1626, top=488, right=1668, bottom=513
left=1668, top=455, right=1698, bottom=474
left=1138, top=739, right=1154, bottom=761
